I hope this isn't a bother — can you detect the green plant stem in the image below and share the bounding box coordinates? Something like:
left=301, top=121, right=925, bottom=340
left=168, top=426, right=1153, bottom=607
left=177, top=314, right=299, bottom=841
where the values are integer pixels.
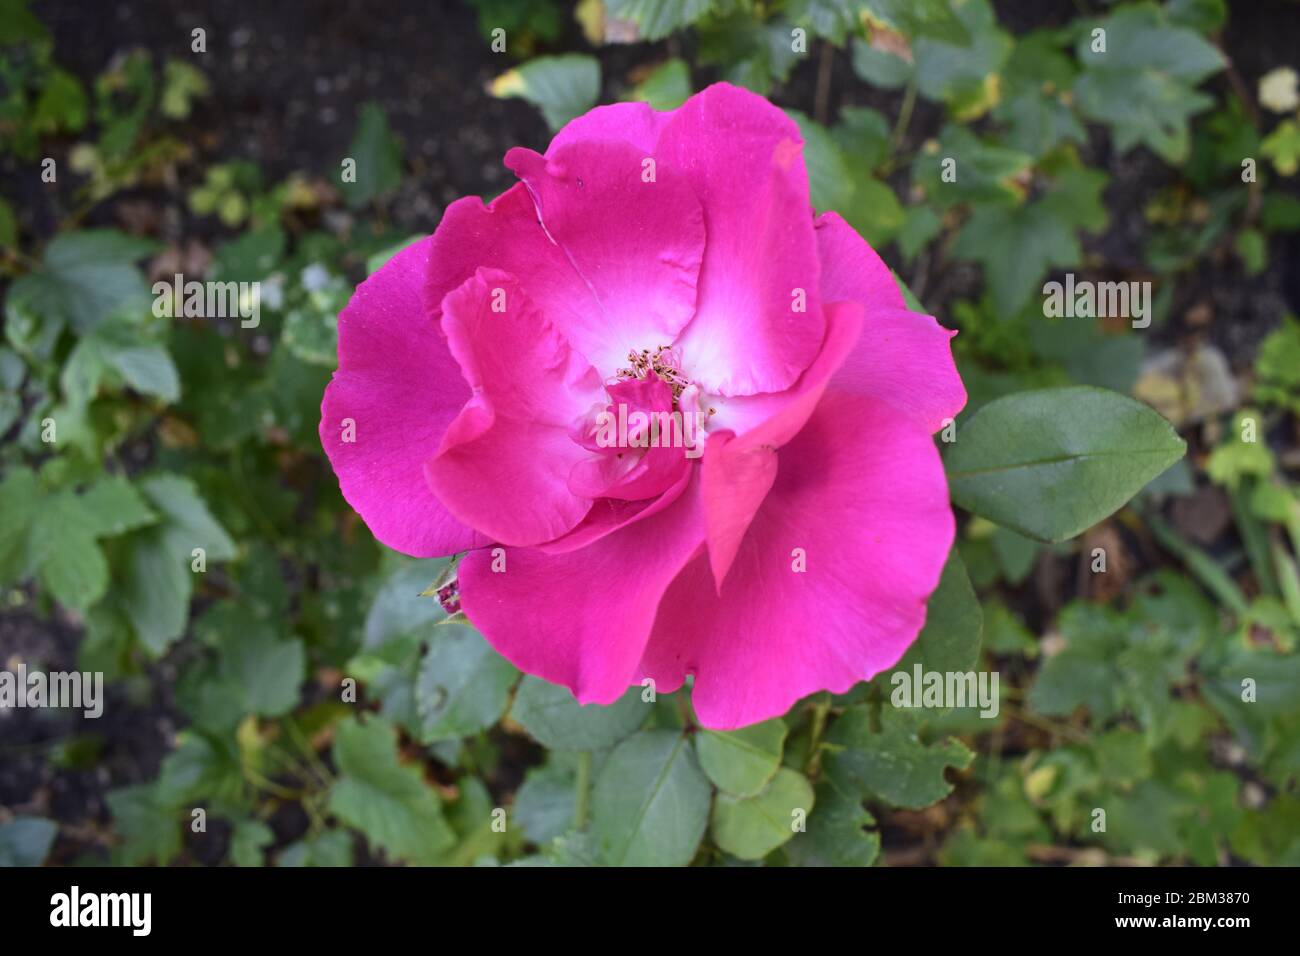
left=1002, top=703, right=1090, bottom=744
left=285, top=718, right=335, bottom=787
left=1272, top=540, right=1300, bottom=628
left=891, top=76, right=918, bottom=150
left=814, top=41, right=833, bottom=125
left=1231, top=482, right=1278, bottom=596
left=1144, top=509, right=1250, bottom=616
left=573, top=751, right=591, bottom=830
left=804, top=693, right=832, bottom=778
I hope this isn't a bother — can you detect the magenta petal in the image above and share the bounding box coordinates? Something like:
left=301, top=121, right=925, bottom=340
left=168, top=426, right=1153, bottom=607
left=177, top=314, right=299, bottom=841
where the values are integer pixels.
left=658, top=84, right=826, bottom=396
left=320, top=236, right=487, bottom=557
left=505, top=141, right=704, bottom=374
left=459, top=470, right=706, bottom=706
left=816, top=212, right=967, bottom=432
left=641, top=391, right=955, bottom=730
left=424, top=269, right=603, bottom=547
left=537, top=461, right=695, bottom=556
left=700, top=431, right=776, bottom=592
left=700, top=301, right=863, bottom=588
left=425, top=186, right=607, bottom=367
left=546, top=100, right=675, bottom=156
left=568, top=376, right=689, bottom=502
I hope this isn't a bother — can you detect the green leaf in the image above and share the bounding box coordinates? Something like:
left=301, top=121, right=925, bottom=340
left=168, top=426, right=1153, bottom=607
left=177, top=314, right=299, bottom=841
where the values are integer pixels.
left=0, top=468, right=38, bottom=584
left=107, top=344, right=180, bottom=402
left=79, top=475, right=157, bottom=537
left=784, top=0, right=859, bottom=43
left=1027, top=603, right=1128, bottom=719
left=603, top=0, right=713, bottom=41
left=788, top=110, right=902, bottom=246
left=710, top=767, right=814, bottom=860
left=788, top=110, right=852, bottom=214
left=1254, top=315, right=1300, bottom=414
left=106, top=784, right=182, bottom=866
left=438, top=776, right=508, bottom=866
left=363, top=558, right=450, bottom=655
left=591, top=730, right=711, bottom=866
left=120, top=529, right=191, bottom=655
left=160, top=59, right=210, bottom=120
left=155, top=732, right=242, bottom=805
left=116, top=474, right=235, bottom=654
left=209, top=225, right=284, bottom=282
left=514, top=755, right=582, bottom=845
left=851, top=37, right=912, bottom=89
left=9, top=230, right=158, bottom=334
left=911, top=0, right=1011, bottom=113
left=944, top=386, right=1187, bottom=542
left=1206, top=410, right=1274, bottom=488
left=860, top=0, right=971, bottom=43
left=139, top=473, right=237, bottom=561
left=278, top=830, right=354, bottom=867
left=832, top=106, right=892, bottom=172
left=785, top=782, right=880, bottom=866
left=0, top=0, right=48, bottom=43
left=993, top=32, right=1085, bottom=157
left=24, top=476, right=156, bottom=612
left=0, top=817, right=57, bottom=866
left=695, top=718, right=787, bottom=797
left=1167, top=0, right=1227, bottom=32
left=825, top=706, right=973, bottom=809
left=954, top=212, right=1062, bottom=315
left=1262, top=119, right=1300, bottom=177
left=416, top=621, right=518, bottom=741
left=913, top=124, right=1034, bottom=208
left=328, top=716, right=455, bottom=864
left=897, top=204, right=943, bottom=260
left=696, top=16, right=798, bottom=95
left=1073, top=4, right=1224, bottom=162
left=33, top=491, right=107, bottom=611
left=1202, top=646, right=1300, bottom=770
left=879, top=552, right=982, bottom=686
left=510, top=676, right=647, bottom=751
left=1028, top=316, right=1141, bottom=393
left=340, top=102, right=402, bottom=208
left=220, top=629, right=305, bottom=718
left=991, top=526, right=1041, bottom=584
left=625, top=58, right=691, bottom=110
left=490, top=55, right=600, bottom=132
left=229, top=819, right=273, bottom=867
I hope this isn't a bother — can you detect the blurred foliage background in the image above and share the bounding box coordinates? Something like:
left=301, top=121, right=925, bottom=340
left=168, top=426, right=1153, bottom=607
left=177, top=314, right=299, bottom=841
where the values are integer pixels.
left=2, top=0, right=1300, bottom=867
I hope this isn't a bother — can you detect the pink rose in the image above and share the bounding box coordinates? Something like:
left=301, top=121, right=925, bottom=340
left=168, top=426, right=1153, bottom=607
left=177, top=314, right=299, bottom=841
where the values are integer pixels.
left=320, top=83, right=966, bottom=729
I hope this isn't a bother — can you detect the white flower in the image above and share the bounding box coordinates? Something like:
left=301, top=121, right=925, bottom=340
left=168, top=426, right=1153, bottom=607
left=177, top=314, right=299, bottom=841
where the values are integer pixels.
left=1259, top=66, right=1299, bottom=114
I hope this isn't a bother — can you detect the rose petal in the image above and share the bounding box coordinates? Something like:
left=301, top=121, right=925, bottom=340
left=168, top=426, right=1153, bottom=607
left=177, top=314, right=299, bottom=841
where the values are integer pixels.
left=658, top=84, right=826, bottom=396
left=567, top=376, right=690, bottom=502
left=425, top=268, right=603, bottom=546
left=640, top=390, right=955, bottom=729
left=816, top=211, right=966, bottom=432
left=505, top=140, right=704, bottom=375
left=700, top=301, right=863, bottom=589
left=459, top=470, right=706, bottom=705
left=546, top=100, right=675, bottom=157
left=320, top=236, right=487, bottom=557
